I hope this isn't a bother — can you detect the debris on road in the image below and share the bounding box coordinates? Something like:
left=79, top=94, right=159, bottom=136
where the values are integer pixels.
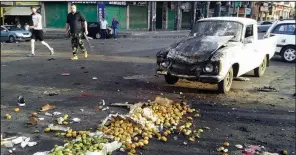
left=2, top=136, right=37, bottom=149
left=26, top=116, right=40, bottom=127
left=61, top=73, right=70, bottom=76
left=123, top=74, right=156, bottom=80
left=14, top=108, right=20, bottom=112
left=48, top=92, right=58, bottom=96
left=235, top=144, right=243, bottom=149
left=48, top=124, right=70, bottom=132
left=17, top=96, right=26, bottom=106
left=35, top=96, right=203, bottom=155
left=5, top=114, right=12, bottom=120
left=72, top=118, right=81, bottom=123
left=53, top=112, right=62, bottom=116
left=234, top=77, right=251, bottom=81
left=80, top=109, right=84, bottom=112
left=260, top=152, right=279, bottom=155
left=39, top=104, right=56, bottom=112
left=257, top=86, right=278, bottom=92
left=45, top=112, right=53, bottom=116
left=92, top=77, right=98, bottom=80
left=48, top=58, right=55, bottom=61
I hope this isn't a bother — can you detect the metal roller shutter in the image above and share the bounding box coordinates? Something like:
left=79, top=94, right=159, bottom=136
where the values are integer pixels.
left=105, top=5, right=127, bottom=30
left=75, top=4, right=98, bottom=22
left=168, top=9, right=175, bottom=29
left=129, top=5, right=148, bottom=29
left=45, top=2, right=68, bottom=28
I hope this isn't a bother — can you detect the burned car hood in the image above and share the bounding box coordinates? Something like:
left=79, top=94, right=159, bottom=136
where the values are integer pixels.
left=163, top=36, right=234, bottom=64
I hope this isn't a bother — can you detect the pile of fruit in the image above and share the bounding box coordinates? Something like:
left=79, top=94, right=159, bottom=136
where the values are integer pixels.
left=48, top=135, right=108, bottom=155
left=98, top=96, right=201, bottom=155
left=42, top=96, right=202, bottom=155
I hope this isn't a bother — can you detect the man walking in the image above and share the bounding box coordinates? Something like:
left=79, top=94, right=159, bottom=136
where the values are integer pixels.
left=29, top=6, right=54, bottom=57
left=100, top=17, right=108, bottom=39
left=111, top=17, right=119, bottom=40
left=65, top=4, right=88, bottom=60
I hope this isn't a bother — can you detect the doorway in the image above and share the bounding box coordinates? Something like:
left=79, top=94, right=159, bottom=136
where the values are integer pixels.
left=156, top=2, right=163, bottom=29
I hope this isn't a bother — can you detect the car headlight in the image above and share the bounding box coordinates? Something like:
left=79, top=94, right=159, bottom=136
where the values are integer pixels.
left=204, top=63, right=214, bottom=73
left=160, top=60, right=170, bottom=68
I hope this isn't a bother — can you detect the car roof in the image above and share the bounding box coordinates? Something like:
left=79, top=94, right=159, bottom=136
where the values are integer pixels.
left=199, top=17, right=257, bottom=25
left=275, top=19, right=296, bottom=24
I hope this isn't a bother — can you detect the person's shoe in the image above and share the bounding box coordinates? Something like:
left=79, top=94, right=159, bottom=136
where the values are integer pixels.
left=71, top=55, right=78, bottom=60
left=84, top=51, right=88, bottom=58
left=50, top=48, right=54, bottom=55
left=28, top=53, right=35, bottom=57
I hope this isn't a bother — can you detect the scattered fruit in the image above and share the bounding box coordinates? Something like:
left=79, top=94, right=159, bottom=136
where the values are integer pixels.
left=223, top=142, right=230, bottom=147
left=14, top=108, right=20, bottom=112
left=5, top=114, right=12, bottom=120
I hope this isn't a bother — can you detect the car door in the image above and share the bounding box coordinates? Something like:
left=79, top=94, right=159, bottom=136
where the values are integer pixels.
left=239, top=24, right=263, bottom=75
left=1, top=27, right=9, bottom=42
left=270, top=23, right=296, bottom=49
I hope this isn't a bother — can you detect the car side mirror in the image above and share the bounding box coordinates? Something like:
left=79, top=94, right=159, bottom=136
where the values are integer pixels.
left=2, top=29, right=7, bottom=32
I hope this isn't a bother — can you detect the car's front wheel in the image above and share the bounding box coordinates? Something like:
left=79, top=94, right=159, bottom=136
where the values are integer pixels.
left=164, top=75, right=179, bottom=84
left=9, top=36, right=16, bottom=43
left=218, top=67, right=233, bottom=93
left=281, top=46, right=296, bottom=63
left=95, top=32, right=101, bottom=39
left=254, top=56, right=267, bottom=77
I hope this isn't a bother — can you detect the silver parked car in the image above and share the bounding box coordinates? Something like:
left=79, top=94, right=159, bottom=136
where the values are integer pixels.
left=257, top=21, right=273, bottom=32
left=1, top=25, right=32, bottom=43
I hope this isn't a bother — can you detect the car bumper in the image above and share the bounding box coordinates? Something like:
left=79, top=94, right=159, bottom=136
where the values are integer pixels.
left=16, top=37, right=31, bottom=41
left=157, top=70, right=224, bottom=83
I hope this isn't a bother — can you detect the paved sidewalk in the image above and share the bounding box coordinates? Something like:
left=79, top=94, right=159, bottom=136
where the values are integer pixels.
left=43, top=28, right=190, bottom=39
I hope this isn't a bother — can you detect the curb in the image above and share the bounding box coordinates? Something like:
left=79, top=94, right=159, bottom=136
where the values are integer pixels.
left=43, top=34, right=187, bottom=39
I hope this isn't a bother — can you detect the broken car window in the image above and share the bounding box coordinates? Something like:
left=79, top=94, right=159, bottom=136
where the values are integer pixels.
left=189, top=21, right=243, bottom=42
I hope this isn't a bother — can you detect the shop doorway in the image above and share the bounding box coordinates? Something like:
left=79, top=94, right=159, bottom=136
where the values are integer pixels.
left=156, top=2, right=163, bottom=29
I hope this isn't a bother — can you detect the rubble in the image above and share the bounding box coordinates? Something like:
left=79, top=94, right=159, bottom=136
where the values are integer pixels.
left=40, top=104, right=56, bottom=112
left=257, top=86, right=278, bottom=92
left=36, top=96, right=203, bottom=155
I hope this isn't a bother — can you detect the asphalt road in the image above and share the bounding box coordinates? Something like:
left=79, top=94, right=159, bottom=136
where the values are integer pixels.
left=1, top=36, right=295, bottom=155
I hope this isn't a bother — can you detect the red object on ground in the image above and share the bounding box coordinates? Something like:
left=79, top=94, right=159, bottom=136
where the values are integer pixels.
left=81, top=94, right=93, bottom=97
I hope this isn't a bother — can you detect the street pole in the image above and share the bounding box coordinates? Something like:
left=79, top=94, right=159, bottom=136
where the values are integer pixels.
left=205, top=2, right=210, bottom=18
left=226, top=2, right=231, bottom=16
left=174, top=1, right=181, bottom=31
left=217, top=1, right=221, bottom=17
left=191, top=2, right=197, bottom=29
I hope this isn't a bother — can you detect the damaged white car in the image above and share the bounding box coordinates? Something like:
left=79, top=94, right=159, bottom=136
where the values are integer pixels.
left=156, top=17, right=278, bottom=93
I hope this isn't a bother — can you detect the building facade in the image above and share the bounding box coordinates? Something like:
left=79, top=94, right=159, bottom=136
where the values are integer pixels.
left=1, top=1, right=258, bottom=30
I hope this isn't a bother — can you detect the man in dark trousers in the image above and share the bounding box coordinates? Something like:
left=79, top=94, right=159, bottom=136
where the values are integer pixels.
left=65, top=4, right=88, bottom=60
left=111, top=17, right=119, bottom=40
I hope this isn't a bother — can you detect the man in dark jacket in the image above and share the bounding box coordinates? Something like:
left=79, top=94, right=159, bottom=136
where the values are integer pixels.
left=65, top=4, right=88, bottom=60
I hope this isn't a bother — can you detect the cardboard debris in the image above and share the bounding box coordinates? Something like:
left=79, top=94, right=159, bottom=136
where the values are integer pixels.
left=26, top=117, right=40, bottom=127
left=48, top=124, right=70, bottom=132
left=40, top=104, right=56, bottom=112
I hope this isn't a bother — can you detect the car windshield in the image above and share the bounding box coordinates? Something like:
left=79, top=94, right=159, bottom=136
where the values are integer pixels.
left=190, top=21, right=243, bottom=42
left=6, top=26, right=24, bottom=31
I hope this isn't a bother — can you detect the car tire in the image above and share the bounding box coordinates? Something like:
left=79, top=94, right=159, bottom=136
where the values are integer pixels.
left=254, top=56, right=267, bottom=77
left=164, top=75, right=179, bottom=84
left=218, top=67, right=233, bottom=93
left=281, top=46, right=296, bottom=63
left=9, top=36, right=16, bottom=43
left=95, top=32, right=101, bottom=39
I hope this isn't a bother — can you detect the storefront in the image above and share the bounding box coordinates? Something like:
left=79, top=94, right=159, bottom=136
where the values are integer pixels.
left=44, top=2, right=68, bottom=28
left=181, top=2, right=191, bottom=29
left=105, top=2, right=127, bottom=30
left=1, top=2, right=41, bottom=26
left=129, top=2, right=148, bottom=29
